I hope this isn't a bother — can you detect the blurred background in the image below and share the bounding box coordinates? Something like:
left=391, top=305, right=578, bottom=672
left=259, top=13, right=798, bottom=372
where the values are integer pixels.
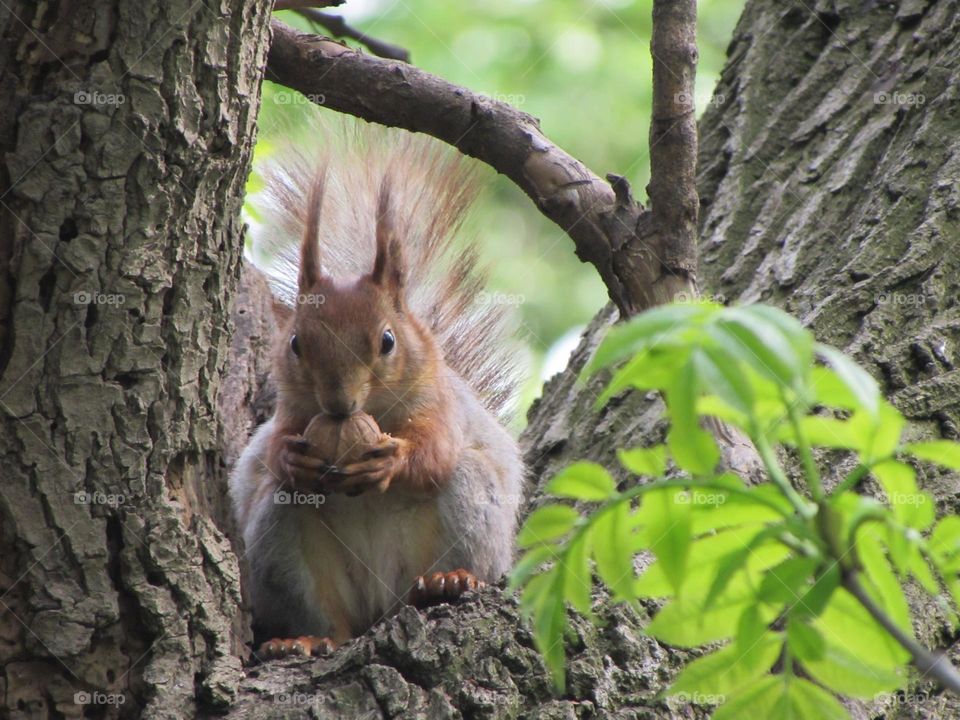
left=249, top=0, right=746, bottom=422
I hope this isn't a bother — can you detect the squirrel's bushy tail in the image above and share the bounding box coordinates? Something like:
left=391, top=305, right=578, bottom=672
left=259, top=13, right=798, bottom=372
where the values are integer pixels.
left=250, top=119, right=522, bottom=422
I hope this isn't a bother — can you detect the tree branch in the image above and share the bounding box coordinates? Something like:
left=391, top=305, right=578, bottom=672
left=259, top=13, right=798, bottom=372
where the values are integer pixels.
left=273, top=0, right=343, bottom=10
left=294, top=8, right=410, bottom=62
left=844, top=569, right=960, bottom=695
left=265, top=19, right=698, bottom=316
left=648, top=0, right=699, bottom=282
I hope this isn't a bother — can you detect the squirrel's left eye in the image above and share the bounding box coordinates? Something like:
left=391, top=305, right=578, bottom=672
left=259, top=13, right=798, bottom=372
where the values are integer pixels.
left=380, top=328, right=396, bottom=356
left=290, top=334, right=300, bottom=357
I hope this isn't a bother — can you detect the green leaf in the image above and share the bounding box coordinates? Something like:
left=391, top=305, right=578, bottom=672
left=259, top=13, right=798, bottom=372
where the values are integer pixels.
left=735, top=604, right=767, bottom=655
left=815, top=343, right=880, bottom=417
left=545, top=462, right=616, bottom=501
left=801, top=641, right=907, bottom=697
left=564, top=531, right=594, bottom=617
left=585, top=302, right=715, bottom=376
left=738, top=304, right=814, bottom=366
left=787, top=619, right=825, bottom=661
left=861, top=402, right=905, bottom=464
left=596, top=348, right=687, bottom=407
left=667, top=633, right=782, bottom=697
left=758, top=557, right=819, bottom=605
left=715, top=675, right=849, bottom=720
left=930, top=516, right=960, bottom=558
left=666, top=359, right=720, bottom=475
left=509, top=545, right=555, bottom=590
left=872, top=460, right=918, bottom=524
left=617, top=445, right=667, bottom=478
left=693, top=344, right=755, bottom=414
left=713, top=309, right=804, bottom=391
left=639, top=524, right=786, bottom=601
left=520, top=571, right=553, bottom=617
left=532, top=572, right=568, bottom=692
left=689, top=485, right=787, bottom=535
left=648, top=593, right=777, bottom=647
left=711, top=676, right=781, bottom=720
left=813, top=588, right=910, bottom=669
left=782, top=678, right=850, bottom=720
left=811, top=366, right=860, bottom=411
left=907, top=543, right=940, bottom=595
left=702, top=525, right=790, bottom=611
left=643, top=488, right=693, bottom=595
left=517, top=504, right=580, bottom=548
left=904, top=439, right=960, bottom=470
left=791, top=564, right=840, bottom=620
left=696, top=395, right=749, bottom=426
left=776, top=414, right=863, bottom=450
left=592, top=501, right=635, bottom=600
left=855, top=526, right=911, bottom=633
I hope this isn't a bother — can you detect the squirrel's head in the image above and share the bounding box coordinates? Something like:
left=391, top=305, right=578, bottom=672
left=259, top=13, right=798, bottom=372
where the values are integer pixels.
left=274, top=173, right=441, bottom=424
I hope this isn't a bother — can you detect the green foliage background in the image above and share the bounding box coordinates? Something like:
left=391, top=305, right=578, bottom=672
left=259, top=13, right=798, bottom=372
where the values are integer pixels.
left=251, top=0, right=745, bottom=412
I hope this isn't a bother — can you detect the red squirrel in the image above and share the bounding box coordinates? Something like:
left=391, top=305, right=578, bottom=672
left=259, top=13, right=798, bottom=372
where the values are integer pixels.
left=229, top=127, right=525, bottom=658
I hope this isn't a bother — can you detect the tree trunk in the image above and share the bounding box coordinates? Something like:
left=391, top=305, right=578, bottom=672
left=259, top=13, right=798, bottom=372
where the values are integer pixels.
left=0, top=2, right=271, bottom=718
left=4, top=0, right=960, bottom=719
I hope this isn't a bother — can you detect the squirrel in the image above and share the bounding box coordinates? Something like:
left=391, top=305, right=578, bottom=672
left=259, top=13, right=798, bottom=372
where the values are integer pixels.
left=229, top=125, right=525, bottom=658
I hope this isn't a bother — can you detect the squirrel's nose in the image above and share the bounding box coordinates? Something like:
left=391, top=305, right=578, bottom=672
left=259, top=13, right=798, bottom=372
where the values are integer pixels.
left=325, top=398, right=358, bottom=420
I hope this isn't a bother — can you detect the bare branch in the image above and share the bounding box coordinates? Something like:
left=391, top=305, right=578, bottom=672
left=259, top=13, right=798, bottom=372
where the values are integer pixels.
left=844, top=570, right=960, bottom=695
left=295, top=8, right=410, bottom=62
left=267, top=10, right=697, bottom=316
left=273, top=0, right=343, bottom=10
left=648, top=0, right=699, bottom=283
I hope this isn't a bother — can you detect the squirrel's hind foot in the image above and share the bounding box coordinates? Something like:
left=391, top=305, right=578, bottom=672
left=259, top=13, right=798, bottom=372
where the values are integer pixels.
left=408, top=568, right=485, bottom=608
left=257, top=635, right=337, bottom=660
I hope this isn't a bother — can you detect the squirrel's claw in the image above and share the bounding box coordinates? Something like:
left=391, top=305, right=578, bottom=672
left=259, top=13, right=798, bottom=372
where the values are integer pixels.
left=329, top=437, right=410, bottom=494
left=408, top=568, right=485, bottom=608
left=279, top=435, right=340, bottom=490
left=257, top=635, right=337, bottom=660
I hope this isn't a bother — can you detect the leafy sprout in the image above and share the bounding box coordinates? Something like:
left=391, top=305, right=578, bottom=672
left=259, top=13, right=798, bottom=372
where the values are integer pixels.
left=511, top=301, right=960, bottom=718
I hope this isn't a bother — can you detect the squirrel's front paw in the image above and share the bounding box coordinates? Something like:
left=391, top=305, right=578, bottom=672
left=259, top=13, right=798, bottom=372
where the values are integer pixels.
left=329, top=436, right=409, bottom=495
left=257, top=635, right=337, bottom=660
left=279, top=435, right=338, bottom=491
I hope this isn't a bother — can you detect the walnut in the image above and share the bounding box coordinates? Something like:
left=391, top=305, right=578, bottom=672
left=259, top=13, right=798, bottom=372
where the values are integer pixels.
left=302, top=412, right=383, bottom=467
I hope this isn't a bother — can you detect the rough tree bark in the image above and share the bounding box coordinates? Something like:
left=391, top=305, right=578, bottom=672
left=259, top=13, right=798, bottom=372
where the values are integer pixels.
left=0, top=1, right=272, bottom=718
left=3, top=1, right=960, bottom=720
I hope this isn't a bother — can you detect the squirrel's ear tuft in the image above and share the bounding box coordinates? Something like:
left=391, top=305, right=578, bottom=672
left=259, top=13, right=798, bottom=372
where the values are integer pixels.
left=372, top=178, right=406, bottom=302
left=299, top=169, right=326, bottom=291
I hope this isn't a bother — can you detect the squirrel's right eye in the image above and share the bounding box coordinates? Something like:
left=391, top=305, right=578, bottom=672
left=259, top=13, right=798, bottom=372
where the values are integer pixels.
left=290, top=335, right=300, bottom=357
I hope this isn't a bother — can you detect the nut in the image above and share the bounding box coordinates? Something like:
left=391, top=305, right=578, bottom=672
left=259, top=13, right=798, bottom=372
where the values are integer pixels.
left=302, top=412, right=383, bottom=468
